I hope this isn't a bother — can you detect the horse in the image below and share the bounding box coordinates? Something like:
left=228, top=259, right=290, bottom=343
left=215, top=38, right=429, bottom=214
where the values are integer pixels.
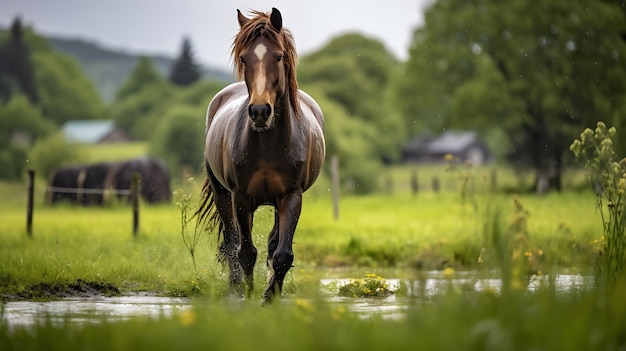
left=196, top=7, right=325, bottom=302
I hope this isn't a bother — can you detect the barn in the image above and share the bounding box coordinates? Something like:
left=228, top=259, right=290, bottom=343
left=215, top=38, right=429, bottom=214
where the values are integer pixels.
left=62, top=120, right=130, bottom=144
left=402, top=131, right=493, bottom=166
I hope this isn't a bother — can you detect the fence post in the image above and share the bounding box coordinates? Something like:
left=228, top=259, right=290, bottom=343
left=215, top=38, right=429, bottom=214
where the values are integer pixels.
left=26, top=169, right=35, bottom=237
left=432, top=176, right=440, bottom=193
left=331, top=155, right=340, bottom=220
left=411, top=169, right=419, bottom=196
left=131, top=173, right=141, bottom=236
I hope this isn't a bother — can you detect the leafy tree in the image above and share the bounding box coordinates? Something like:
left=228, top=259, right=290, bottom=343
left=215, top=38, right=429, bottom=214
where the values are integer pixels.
left=110, top=85, right=173, bottom=140
left=169, top=37, right=201, bottom=87
left=115, top=56, right=166, bottom=101
left=0, top=94, right=55, bottom=179
left=149, top=105, right=205, bottom=176
left=2, top=25, right=106, bottom=126
left=299, top=33, right=406, bottom=162
left=299, top=86, right=382, bottom=194
left=111, top=57, right=174, bottom=139
left=398, top=0, right=626, bottom=192
left=0, top=17, right=38, bottom=103
left=32, top=51, right=104, bottom=124
left=28, top=132, right=86, bottom=179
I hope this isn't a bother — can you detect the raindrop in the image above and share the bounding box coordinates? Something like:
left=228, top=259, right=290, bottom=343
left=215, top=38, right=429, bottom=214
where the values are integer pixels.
left=471, top=43, right=482, bottom=55
left=566, top=40, right=576, bottom=51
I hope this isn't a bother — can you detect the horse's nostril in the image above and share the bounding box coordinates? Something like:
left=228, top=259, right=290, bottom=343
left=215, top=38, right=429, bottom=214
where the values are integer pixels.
left=249, top=104, right=271, bottom=122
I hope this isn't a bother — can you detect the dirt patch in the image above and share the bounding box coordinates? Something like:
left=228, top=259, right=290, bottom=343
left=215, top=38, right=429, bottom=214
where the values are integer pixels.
left=15, top=279, right=121, bottom=300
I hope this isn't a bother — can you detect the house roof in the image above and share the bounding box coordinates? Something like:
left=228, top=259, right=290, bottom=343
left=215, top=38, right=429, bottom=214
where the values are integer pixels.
left=62, top=120, right=117, bottom=144
left=427, top=131, right=478, bottom=154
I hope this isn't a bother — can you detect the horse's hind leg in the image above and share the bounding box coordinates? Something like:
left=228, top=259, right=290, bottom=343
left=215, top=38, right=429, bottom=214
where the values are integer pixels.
left=265, top=210, right=279, bottom=290
left=266, top=210, right=279, bottom=265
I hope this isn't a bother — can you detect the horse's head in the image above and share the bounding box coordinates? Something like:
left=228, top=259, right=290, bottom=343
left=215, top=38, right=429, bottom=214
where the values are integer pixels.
left=233, top=8, right=300, bottom=130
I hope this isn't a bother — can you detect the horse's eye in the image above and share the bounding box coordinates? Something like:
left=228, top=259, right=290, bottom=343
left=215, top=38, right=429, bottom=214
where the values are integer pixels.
left=276, top=55, right=283, bottom=62
left=239, top=56, right=245, bottom=64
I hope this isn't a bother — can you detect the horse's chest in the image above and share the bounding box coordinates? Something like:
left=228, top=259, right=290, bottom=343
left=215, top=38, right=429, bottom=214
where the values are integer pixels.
left=245, top=161, right=291, bottom=198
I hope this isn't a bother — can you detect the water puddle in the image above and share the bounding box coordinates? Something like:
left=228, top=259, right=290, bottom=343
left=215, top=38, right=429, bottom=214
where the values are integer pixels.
left=2, top=295, right=191, bottom=329
left=318, top=272, right=588, bottom=319
left=1, top=272, right=588, bottom=328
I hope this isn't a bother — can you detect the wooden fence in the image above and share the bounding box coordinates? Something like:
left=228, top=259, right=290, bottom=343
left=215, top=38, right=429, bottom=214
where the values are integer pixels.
left=26, top=170, right=142, bottom=237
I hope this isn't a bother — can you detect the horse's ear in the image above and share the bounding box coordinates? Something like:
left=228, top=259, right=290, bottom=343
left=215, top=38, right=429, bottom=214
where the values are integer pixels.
left=270, top=7, right=282, bottom=32
left=237, top=9, right=249, bottom=27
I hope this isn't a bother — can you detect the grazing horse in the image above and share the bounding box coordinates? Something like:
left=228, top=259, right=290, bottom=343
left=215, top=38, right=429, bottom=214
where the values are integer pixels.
left=197, top=7, right=325, bottom=302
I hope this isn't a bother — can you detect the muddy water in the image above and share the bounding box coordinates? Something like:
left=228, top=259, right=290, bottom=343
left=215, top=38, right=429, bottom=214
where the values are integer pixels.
left=1, top=272, right=588, bottom=328
left=2, top=295, right=191, bottom=329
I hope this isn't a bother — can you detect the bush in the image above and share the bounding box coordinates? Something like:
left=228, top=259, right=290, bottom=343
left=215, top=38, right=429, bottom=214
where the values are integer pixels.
left=28, top=133, right=86, bottom=179
left=149, top=105, right=205, bottom=177
left=0, top=145, right=28, bottom=180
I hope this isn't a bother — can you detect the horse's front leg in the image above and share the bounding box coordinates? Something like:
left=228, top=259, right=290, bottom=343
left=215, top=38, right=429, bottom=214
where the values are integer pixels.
left=207, top=170, right=243, bottom=295
left=264, top=190, right=302, bottom=302
left=233, top=193, right=258, bottom=296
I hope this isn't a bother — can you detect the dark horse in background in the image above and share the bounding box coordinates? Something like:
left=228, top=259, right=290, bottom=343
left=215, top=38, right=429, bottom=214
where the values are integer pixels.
left=197, top=8, right=325, bottom=302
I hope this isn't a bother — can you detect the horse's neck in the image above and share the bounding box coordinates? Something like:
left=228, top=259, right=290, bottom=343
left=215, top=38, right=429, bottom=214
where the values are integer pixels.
left=271, top=92, right=294, bottom=137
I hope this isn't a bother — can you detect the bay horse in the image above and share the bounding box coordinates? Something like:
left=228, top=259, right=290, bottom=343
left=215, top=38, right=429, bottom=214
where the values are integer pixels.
left=197, top=7, right=325, bottom=302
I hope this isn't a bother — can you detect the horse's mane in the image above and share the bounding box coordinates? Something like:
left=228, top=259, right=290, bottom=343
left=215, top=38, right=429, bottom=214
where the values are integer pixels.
left=231, top=10, right=300, bottom=116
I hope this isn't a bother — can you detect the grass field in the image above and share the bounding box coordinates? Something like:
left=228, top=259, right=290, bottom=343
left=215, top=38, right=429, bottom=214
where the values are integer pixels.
left=2, top=161, right=624, bottom=350
left=0, top=165, right=602, bottom=298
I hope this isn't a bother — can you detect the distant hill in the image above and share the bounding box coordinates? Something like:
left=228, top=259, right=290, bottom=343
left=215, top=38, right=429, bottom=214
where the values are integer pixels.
left=45, top=35, right=233, bottom=102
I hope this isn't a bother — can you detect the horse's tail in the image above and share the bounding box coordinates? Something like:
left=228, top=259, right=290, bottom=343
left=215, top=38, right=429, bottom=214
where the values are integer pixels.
left=194, top=177, right=226, bottom=262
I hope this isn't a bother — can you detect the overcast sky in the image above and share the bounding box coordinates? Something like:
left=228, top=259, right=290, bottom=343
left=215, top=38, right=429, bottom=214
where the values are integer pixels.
left=0, top=0, right=431, bottom=71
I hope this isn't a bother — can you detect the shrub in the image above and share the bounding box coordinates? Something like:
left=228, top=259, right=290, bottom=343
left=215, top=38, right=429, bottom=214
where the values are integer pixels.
left=570, top=121, right=626, bottom=290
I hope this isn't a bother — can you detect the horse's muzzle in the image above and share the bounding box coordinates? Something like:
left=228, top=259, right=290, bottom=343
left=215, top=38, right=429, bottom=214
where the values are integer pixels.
left=248, top=103, right=272, bottom=127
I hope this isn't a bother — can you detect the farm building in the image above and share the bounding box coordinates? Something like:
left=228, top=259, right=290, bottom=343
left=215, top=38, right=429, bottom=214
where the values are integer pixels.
left=402, top=131, right=493, bottom=166
left=62, top=120, right=130, bottom=144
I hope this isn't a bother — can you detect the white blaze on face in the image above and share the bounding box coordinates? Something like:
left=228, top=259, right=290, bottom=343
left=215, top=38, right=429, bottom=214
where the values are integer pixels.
left=253, top=43, right=267, bottom=96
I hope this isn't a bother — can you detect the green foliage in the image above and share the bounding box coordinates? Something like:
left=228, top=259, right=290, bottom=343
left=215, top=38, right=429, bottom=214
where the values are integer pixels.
left=310, top=88, right=382, bottom=194
left=0, top=145, right=28, bottom=180
left=149, top=105, right=204, bottom=176
left=0, top=17, right=39, bottom=103
left=110, top=84, right=174, bottom=140
left=299, top=33, right=406, bottom=163
left=168, top=37, right=201, bottom=87
left=398, top=0, right=626, bottom=189
left=571, top=122, right=626, bottom=289
left=0, top=94, right=54, bottom=147
left=336, top=273, right=395, bottom=297
left=0, top=94, right=54, bottom=180
left=115, top=56, right=167, bottom=102
left=14, top=27, right=106, bottom=126
left=31, top=51, right=104, bottom=125
left=174, top=177, right=203, bottom=275
left=28, top=133, right=86, bottom=179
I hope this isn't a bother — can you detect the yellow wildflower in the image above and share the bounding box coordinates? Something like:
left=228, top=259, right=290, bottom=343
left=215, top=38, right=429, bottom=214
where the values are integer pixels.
left=179, top=309, right=196, bottom=326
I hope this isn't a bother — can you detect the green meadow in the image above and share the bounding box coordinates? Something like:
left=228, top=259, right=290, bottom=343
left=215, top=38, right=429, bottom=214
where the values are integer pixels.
left=1, top=157, right=624, bottom=350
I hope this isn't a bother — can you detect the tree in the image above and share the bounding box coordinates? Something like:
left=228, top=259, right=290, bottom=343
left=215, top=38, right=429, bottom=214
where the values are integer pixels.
left=32, top=51, right=104, bottom=124
left=313, top=88, right=382, bottom=194
left=398, top=0, right=626, bottom=193
left=115, top=56, right=166, bottom=101
left=149, top=105, right=205, bottom=176
left=169, top=37, right=201, bottom=87
left=111, top=57, right=173, bottom=139
left=299, top=33, right=406, bottom=162
left=0, top=17, right=38, bottom=103
left=0, top=94, right=55, bottom=179
left=28, top=132, right=85, bottom=179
